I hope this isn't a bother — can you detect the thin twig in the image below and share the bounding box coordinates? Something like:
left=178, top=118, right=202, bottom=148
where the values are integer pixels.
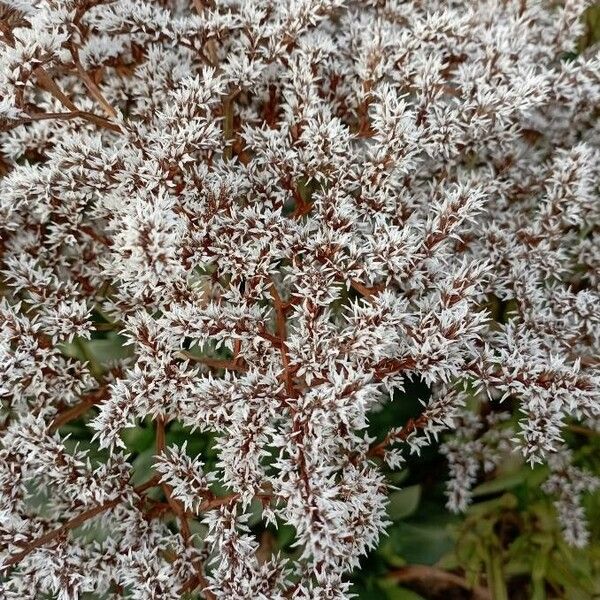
left=269, top=281, right=296, bottom=398
left=177, top=350, right=246, bottom=372
left=23, top=110, right=122, bottom=133
left=33, top=67, right=78, bottom=111
left=31, top=66, right=122, bottom=133
left=568, top=424, right=599, bottom=437
left=368, top=415, right=427, bottom=457
left=70, top=46, right=118, bottom=119
left=350, top=279, right=385, bottom=302
left=50, top=388, right=110, bottom=432
left=388, top=565, right=491, bottom=600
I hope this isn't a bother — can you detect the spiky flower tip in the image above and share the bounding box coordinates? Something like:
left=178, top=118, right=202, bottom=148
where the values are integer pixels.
left=0, top=1, right=599, bottom=598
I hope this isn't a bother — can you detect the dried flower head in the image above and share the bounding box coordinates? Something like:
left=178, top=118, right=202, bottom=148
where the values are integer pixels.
left=0, top=0, right=599, bottom=597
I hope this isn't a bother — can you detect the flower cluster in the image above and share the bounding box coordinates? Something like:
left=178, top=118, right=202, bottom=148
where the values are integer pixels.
left=542, top=446, right=599, bottom=547
left=0, top=0, right=599, bottom=598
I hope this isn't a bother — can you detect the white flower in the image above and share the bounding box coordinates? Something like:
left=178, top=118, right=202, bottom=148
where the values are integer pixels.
left=0, top=0, right=598, bottom=597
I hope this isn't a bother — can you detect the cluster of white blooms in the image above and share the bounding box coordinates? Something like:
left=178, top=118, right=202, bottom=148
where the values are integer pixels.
left=440, top=411, right=514, bottom=513
left=542, top=446, right=600, bottom=547
left=0, top=0, right=599, bottom=597
left=441, top=410, right=600, bottom=548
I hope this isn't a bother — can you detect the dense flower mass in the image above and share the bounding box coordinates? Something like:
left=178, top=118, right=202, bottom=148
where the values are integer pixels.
left=0, top=0, right=599, bottom=598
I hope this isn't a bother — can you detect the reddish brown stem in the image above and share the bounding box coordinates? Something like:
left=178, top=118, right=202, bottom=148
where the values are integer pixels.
left=269, top=281, right=296, bottom=398
left=71, top=48, right=118, bottom=118
left=368, top=413, right=429, bottom=457
left=23, top=110, right=122, bottom=133
left=350, top=279, right=385, bottom=302
left=178, top=351, right=246, bottom=372
left=50, top=388, right=110, bottom=432
left=155, top=417, right=189, bottom=535
left=31, top=66, right=121, bottom=133
left=388, top=565, right=491, bottom=600
left=33, top=67, right=78, bottom=111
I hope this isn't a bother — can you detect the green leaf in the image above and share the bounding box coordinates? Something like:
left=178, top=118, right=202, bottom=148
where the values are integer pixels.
left=275, top=523, right=296, bottom=550
left=86, top=334, right=132, bottom=362
left=436, top=549, right=459, bottom=571
left=165, top=425, right=209, bottom=458
left=377, top=578, right=426, bottom=600
left=466, top=493, right=517, bottom=517
left=580, top=5, right=600, bottom=50
left=388, top=485, right=422, bottom=521
left=62, top=437, right=109, bottom=465
left=378, top=539, right=408, bottom=568
left=131, top=448, right=156, bottom=485
left=545, top=551, right=595, bottom=598
left=389, top=520, right=454, bottom=565
left=472, top=471, right=527, bottom=497
left=121, top=425, right=154, bottom=453
left=387, top=469, right=410, bottom=486
left=383, top=586, right=426, bottom=600
left=247, top=497, right=264, bottom=526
